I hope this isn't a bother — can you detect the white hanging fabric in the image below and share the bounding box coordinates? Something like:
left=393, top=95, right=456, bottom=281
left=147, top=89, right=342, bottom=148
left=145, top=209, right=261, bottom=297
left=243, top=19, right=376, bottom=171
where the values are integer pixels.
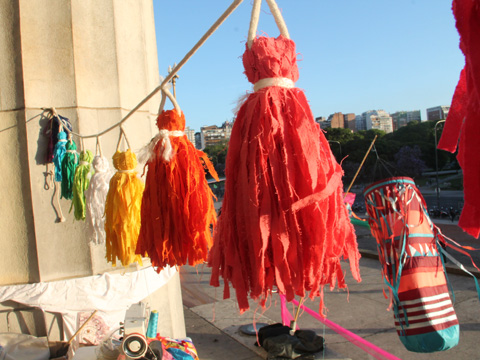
left=85, top=153, right=114, bottom=245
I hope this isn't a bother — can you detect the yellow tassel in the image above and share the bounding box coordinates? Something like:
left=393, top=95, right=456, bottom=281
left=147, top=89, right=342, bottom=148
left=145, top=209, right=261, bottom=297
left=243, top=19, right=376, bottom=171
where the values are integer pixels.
left=104, top=149, right=144, bottom=267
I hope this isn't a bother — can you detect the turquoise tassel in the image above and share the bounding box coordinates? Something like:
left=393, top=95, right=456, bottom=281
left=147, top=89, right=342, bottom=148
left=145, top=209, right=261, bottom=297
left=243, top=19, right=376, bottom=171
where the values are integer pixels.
left=53, top=132, right=68, bottom=182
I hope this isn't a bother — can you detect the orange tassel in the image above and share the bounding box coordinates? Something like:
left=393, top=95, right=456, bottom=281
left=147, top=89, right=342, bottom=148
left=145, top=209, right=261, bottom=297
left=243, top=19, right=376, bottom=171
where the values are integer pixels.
left=136, top=110, right=219, bottom=269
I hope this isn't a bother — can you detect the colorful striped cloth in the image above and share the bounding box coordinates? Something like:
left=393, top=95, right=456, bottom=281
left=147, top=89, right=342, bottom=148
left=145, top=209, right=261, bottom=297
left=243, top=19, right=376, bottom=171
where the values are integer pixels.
left=364, top=177, right=459, bottom=353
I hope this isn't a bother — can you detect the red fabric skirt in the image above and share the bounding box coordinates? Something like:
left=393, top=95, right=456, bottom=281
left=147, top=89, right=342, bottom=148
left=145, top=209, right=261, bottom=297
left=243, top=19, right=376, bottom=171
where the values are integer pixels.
left=209, top=86, right=361, bottom=314
left=438, top=0, right=480, bottom=238
left=137, top=110, right=219, bottom=269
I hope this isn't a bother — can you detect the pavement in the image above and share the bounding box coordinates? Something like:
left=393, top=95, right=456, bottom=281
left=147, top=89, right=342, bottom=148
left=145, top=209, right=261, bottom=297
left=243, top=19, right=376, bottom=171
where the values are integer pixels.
left=180, top=218, right=480, bottom=360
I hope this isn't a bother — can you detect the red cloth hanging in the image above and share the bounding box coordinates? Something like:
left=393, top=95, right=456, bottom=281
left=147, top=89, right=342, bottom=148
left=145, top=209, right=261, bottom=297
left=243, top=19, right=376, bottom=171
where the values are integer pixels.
left=209, top=36, right=361, bottom=314
left=136, top=110, right=219, bottom=269
left=437, top=0, right=480, bottom=238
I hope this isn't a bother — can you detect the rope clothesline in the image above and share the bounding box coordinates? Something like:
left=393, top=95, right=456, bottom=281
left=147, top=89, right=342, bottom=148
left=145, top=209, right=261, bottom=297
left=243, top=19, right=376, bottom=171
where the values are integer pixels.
left=44, top=0, right=244, bottom=141
left=247, top=0, right=289, bottom=49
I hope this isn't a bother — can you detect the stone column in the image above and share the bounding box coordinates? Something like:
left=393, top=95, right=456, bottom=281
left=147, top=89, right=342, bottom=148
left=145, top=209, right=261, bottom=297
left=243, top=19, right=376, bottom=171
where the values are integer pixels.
left=0, top=0, right=185, bottom=339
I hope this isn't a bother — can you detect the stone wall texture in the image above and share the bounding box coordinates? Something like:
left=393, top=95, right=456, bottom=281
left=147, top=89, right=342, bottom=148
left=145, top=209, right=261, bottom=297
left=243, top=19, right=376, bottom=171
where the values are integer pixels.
left=0, top=0, right=185, bottom=339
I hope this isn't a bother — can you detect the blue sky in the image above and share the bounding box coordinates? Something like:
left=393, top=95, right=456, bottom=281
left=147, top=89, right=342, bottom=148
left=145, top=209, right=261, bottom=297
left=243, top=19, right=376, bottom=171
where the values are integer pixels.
left=153, top=1, right=463, bottom=133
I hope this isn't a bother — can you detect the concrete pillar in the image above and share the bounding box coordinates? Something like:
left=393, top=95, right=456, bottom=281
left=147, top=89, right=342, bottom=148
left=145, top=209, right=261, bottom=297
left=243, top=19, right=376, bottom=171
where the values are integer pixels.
left=0, top=0, right=185, bottom=339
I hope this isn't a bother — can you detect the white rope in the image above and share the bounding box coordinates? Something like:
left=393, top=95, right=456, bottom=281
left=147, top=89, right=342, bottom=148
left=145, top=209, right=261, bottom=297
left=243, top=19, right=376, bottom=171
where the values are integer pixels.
left=159, top=87, right=182, bottom=116
left=247, top=0, right=289, bottom=49
left=96, top=136, right=103, bottom=157
left=54, top=182, right=66, bottom=223
left=66, top=149, right=78, bottom=163
left=45, top=0, right=244, bottom=140
left=158, top=129, right=185, bottom=162
left=116, top=127, right=132, bottom=151
left=253, top=77, right=295, bottom=92
left=247, top=0, right=262, bottom=49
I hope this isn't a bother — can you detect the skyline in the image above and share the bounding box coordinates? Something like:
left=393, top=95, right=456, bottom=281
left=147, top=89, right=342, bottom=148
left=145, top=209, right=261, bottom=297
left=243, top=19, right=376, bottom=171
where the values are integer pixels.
left=153, top=1, right=463, bottom=132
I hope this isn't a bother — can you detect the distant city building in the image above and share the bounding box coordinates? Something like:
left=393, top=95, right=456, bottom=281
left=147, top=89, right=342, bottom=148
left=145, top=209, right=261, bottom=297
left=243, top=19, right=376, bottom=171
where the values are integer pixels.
left=407, top=110, right=421, bottom=123
left=391, top=110, right=421, bottom=130
left=221, top=120, right=233, bottom=139
left=343, top=113, right=356, bottom=131
left=200, top=125, right=224, bottom=149
left=195, top=132, right=202, bottom=149
left=199, top=120, right=233, bottom=149
left=355, top=114, right=365, bottom=131
left=327, top=112, right=344, bottom=128
left=391, top=111, right=407, bottom=131
left=360, top=110, right=377, bottom=131
left=371, top=110, right=393, bottom=133
left=426, top=106, right=450, bottom=121
left=361, top=110, right=393, bottom=133
left=185, top=126, right=195, bottom=144
left=315, top=116, right=330, bottom=129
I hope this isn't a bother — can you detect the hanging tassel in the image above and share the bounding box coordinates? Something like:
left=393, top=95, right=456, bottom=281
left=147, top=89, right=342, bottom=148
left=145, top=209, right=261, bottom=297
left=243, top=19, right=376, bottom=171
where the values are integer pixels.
left=104, top=149, right=144, bottom=267
left=85, top=156, right=114, bottom=244
left=61, top=137, right=79, bottom=200
left=136, top=109, right=219, bottom=269
left=53, top=131, right=68, bottom=182
left=71, top=150, right=94, bottom=220
left=45, top=113, right=72, bottom=165
left=209, top=14, right=361, bottom=314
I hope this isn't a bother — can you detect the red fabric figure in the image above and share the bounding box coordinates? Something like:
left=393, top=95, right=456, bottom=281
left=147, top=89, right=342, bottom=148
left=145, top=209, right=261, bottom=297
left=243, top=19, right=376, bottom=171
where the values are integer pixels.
left=209, top=0, right=361, bottom=315
left=136, top=93, right=219, bottom=269
left=438, top=0, right=480, bottom=238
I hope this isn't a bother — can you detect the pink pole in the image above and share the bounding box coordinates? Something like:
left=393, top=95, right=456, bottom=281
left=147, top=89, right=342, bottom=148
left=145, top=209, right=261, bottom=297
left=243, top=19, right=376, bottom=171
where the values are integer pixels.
left=280, top=295, right=401, bottom=360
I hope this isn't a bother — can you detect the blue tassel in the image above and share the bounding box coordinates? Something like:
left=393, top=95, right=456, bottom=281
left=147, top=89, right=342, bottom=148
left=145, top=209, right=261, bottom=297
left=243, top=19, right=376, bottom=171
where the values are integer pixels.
left=53, top=132, right=68, bottom=182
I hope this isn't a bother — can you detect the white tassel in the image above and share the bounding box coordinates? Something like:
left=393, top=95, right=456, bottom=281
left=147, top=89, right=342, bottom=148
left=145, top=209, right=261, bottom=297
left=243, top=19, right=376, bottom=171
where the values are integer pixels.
left=85, top=156, right=114, bottom=244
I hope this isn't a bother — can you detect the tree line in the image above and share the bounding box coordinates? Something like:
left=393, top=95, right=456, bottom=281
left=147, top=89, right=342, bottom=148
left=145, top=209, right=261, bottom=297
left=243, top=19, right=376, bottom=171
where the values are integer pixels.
left=203, top=120, right=459, bottom=185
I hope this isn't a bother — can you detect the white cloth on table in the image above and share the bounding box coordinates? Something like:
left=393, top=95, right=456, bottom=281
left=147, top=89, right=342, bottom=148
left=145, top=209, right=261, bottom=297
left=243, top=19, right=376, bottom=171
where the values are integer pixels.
left=0, top=266, right=176, bottom=340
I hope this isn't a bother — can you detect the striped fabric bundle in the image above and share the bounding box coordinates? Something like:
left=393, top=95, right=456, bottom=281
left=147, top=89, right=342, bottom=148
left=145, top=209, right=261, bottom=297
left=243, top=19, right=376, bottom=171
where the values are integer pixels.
left=364, top=177, right=459, bottom=353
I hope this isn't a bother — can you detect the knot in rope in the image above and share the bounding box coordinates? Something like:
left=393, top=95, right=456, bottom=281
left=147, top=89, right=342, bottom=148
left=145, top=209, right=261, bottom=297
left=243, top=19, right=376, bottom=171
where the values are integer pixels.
left=158, top=129, right=185, bottom=162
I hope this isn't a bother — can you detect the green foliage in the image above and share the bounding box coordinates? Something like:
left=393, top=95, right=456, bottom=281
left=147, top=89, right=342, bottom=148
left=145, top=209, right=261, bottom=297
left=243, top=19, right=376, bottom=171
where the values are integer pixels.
left=323, top=127, right=355, bottom=143
left=326, top=120, right=458, bottom=183
left=203, top=140, right=229, bottom=176
left=202, top=120, right=460, bottom=185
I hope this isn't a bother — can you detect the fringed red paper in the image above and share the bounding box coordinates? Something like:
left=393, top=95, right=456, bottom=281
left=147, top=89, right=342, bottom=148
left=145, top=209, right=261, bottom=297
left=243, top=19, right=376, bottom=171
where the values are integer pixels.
left=136, top=110, right=219, bottom=269
left=209, top=36, right=361, bottom=314
left=438, top=0, right=480, bottom=238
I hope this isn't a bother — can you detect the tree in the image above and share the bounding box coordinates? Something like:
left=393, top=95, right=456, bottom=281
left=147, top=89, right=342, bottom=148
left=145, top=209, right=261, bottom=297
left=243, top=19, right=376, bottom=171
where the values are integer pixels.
left=394, top=145, right=426, bottom=178
left=324, top=127, right=355, bottom=143
left=203, top=140, right=229, bottom=177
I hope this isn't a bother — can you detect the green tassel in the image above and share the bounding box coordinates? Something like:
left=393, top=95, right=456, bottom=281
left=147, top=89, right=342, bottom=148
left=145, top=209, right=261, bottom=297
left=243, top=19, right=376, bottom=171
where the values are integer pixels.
left=61, top=140, right=78, bottom=200
left=71, top=150, right=94, bottom=220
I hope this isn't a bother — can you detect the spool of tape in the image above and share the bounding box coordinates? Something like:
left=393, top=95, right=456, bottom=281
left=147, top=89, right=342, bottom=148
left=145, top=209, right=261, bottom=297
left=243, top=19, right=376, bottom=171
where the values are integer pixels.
left=146, top=310, right=159, bottom=339
left=121, top=333, right=148, bottom=359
